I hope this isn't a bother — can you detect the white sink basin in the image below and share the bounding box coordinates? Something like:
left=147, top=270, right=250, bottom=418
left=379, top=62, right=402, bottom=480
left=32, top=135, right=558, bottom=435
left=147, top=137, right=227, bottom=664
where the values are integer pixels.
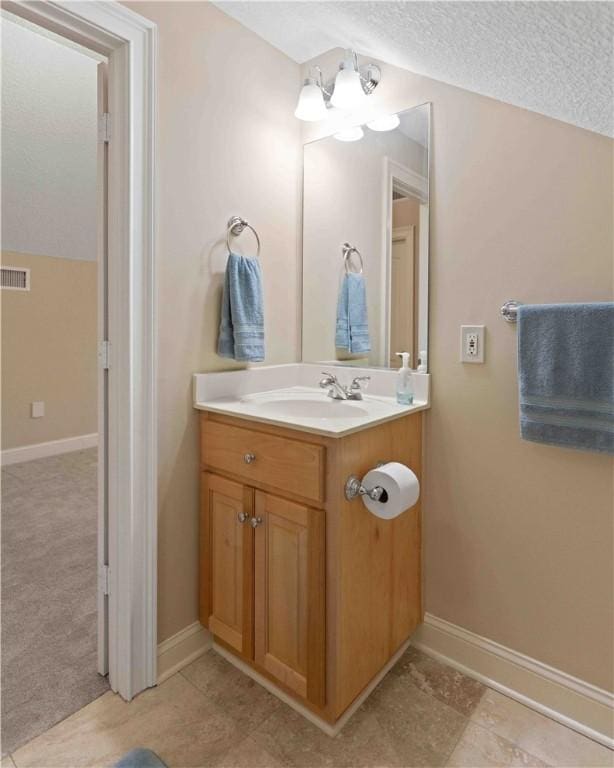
left=193, top=374, right=429, bottom=438
left=246, top=397, right=369, bottom=420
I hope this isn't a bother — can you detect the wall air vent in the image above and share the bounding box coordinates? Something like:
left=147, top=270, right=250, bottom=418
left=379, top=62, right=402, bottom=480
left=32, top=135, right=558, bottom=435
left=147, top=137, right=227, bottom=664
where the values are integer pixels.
left=1, top=266, right=30, bottom=291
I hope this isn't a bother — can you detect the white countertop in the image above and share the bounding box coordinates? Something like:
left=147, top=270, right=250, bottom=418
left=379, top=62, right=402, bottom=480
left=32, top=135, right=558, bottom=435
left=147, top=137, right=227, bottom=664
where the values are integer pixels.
left=193, top=364, right=430, bottom=438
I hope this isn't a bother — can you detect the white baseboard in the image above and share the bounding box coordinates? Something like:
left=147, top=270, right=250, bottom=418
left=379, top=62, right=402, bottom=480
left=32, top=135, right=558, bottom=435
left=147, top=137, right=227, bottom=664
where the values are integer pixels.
left=1, top=433, right=98, bottom=465
left=412, top=613, right=614, bottom=749
left=157, top=621, right=211, bottom=684
left=213, top=637, right=411, bottom=737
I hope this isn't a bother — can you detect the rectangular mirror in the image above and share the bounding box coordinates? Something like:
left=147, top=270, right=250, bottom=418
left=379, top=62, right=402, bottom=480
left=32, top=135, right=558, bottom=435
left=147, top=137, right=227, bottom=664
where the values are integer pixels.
left=301, top=103, right=430, bottom=370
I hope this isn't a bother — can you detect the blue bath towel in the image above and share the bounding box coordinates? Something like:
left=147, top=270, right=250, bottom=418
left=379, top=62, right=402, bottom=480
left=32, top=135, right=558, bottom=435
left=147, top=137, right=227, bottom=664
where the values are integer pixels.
left=217, top=252, right=264, bottom=362
left=335, top=273, right=371, bottom=354
left=517, top=302, right=614, bottom=454
left=114, top=748, right=168, bottom=768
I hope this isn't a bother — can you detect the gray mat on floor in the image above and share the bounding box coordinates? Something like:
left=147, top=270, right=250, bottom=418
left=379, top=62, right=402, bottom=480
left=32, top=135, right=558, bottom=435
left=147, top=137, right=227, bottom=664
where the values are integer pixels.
left=114, top=748, right=168, bottom=768
left=1, top=449, right=109, bottom=753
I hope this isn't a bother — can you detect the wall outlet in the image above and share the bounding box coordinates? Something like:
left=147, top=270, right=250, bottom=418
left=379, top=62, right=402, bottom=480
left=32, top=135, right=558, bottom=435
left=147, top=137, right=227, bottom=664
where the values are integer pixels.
left=31, top=401, right=45, bottom=418
left=460, top=325, right=485, bottom=363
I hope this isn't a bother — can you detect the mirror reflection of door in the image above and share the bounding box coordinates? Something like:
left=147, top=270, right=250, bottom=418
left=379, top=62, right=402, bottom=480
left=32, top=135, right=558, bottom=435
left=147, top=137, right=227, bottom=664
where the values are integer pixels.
left=390, top=189, right=420, bottom=367
left=390, top=225, right=415, bottom=367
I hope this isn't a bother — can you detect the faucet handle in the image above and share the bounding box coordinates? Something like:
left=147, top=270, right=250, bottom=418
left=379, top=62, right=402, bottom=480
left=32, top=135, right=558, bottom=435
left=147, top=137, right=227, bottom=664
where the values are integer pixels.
left=350, top=375, right=370, bottom=390
left=320, top=371, right=337, bottom=387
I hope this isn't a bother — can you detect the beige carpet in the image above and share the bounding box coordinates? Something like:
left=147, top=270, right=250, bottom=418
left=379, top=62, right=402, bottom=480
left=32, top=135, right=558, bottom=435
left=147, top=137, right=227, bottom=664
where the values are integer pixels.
left=1, top=448, right=109, bottom=754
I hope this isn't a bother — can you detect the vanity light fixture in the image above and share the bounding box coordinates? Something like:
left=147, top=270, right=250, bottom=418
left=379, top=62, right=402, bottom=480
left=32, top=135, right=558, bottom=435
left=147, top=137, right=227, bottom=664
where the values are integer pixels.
left=331, top=51, right=368, bottom=109
left=294, top=50, right=381, bottom=122
left=366, top=113, right=400, bottom=132
left=294, top=69, right=328, bottom=121
left=334, top=126, right=364, bottom=142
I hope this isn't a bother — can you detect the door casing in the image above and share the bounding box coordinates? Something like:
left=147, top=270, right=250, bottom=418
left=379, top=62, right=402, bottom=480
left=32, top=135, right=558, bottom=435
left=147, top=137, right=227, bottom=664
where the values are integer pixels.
left=97, top=58, right=110, bottom=677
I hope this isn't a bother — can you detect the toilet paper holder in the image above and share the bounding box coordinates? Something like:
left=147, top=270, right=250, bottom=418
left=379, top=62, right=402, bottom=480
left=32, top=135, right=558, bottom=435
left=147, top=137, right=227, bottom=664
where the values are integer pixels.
left=344, top=462, right=388, bottom=502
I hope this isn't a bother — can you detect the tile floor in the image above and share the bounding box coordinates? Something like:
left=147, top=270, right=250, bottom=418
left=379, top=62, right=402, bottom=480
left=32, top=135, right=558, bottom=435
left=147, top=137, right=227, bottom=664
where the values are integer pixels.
left=1, top=450, right=109, bottom=752
left=5, top=646, right=613, bottom=767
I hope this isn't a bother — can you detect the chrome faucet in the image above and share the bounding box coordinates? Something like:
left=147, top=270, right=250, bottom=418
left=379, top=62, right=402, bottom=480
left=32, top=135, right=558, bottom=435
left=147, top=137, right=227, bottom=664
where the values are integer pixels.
left=319, top=372, right=370, bottom=401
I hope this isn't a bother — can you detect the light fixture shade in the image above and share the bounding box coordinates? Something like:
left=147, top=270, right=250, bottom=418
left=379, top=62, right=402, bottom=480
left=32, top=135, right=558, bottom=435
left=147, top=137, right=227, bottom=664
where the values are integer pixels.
left=331, top=67, right=367, bottom=110
left=334, top=126, right=364, bottom=142
left=294, top=81, right=327, bottom=121
left=367, top=114, right=400, bottom=132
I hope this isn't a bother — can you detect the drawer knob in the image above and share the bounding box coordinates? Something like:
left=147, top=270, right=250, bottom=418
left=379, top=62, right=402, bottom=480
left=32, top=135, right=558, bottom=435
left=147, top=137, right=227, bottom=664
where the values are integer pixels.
left=243, top=452, right=256, bottom=464
left=237, top=511, right=249, bottom=524
left=250, top=516, right=263, bottom=528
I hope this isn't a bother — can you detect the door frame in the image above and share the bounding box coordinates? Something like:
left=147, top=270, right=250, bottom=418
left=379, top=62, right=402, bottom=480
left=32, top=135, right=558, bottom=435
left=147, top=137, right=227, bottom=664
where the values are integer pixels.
left=97, top=58, right=110, bottom=679
left=4, top=0, right=158, bottom=700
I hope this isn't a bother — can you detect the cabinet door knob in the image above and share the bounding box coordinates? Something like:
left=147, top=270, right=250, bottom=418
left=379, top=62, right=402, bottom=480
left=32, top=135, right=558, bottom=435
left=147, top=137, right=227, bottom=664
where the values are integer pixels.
left=250, top=516, right=263, bottom=528
left=243, top=452, right=256, bottom=464
left=237, top=511, right=249, bottom=524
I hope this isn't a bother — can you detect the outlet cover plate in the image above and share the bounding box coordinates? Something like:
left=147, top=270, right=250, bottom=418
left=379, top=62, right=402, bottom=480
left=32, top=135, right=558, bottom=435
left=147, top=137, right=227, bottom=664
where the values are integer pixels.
left=460, top=325, right=485, bottom=363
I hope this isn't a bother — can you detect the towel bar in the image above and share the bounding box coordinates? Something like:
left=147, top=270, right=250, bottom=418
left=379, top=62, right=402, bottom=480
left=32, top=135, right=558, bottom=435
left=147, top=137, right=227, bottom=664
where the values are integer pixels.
left=501, top=299, right=522, bottom=323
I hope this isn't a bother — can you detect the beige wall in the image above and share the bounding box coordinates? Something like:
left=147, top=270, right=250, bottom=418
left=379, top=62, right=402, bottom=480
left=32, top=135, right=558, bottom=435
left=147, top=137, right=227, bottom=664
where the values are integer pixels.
left=124, top=1, right=302, bottom=642
left=1, top=19, right=98, bottom=262
left=303, top=51, right=614, bottom=691
left=1, top=251, right=97, bottom=449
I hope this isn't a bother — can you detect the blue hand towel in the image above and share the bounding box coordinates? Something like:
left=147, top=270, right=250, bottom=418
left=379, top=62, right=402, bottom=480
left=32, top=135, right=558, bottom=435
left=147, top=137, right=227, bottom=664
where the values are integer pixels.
left=518, top=302, right=614, bottom=454
left=335, top=273, right=371, bottom=354
left=217, top=252, right=264, bottom=362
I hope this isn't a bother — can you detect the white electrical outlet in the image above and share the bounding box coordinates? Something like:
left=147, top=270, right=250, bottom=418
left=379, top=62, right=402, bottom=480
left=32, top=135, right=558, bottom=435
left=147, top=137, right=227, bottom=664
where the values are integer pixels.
left=460, top=325, right=485, bottom=363
left=31, top=401, right=45, bottom=418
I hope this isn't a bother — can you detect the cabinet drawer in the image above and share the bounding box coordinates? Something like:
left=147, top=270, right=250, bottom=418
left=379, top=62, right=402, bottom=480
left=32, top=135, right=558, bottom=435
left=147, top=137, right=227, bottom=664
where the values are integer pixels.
left=202, top=420, right=325, bottom=504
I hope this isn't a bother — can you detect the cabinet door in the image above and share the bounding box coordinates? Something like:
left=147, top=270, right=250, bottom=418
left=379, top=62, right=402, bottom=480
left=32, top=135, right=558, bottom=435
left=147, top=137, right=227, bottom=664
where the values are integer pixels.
left=254, top=491, right=325, bottom=706
left=200, top=473, right=253, bottom=657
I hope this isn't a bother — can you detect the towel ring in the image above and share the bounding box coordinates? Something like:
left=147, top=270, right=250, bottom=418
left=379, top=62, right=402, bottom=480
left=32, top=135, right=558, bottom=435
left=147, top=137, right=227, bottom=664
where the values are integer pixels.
left=343, top=242, right=363, bottom=274
left=226, top=216, right=261, bottom=258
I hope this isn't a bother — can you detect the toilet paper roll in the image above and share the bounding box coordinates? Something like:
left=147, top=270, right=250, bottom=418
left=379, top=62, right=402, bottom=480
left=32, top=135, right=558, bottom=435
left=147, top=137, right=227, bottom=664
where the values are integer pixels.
left=361, top=462, right=420, bottom=520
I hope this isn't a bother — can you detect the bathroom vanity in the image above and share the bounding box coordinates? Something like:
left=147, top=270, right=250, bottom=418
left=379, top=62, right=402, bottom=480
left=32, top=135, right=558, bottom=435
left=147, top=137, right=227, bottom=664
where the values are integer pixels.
left=196, top=101, right=432, bottom=729
left=195, top=365, right=429, bottom=729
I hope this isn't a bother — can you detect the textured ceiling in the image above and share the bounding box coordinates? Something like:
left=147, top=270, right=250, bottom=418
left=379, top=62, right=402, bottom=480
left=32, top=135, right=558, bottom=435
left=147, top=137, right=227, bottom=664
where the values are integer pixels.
left=213, top=1, right=614, bottom=137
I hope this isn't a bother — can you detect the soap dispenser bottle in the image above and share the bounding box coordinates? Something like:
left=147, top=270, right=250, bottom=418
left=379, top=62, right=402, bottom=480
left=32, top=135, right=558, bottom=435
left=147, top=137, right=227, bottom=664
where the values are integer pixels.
left=417, top=350, right=428, bottom=373
left=395, top=352, right=414, bottom=405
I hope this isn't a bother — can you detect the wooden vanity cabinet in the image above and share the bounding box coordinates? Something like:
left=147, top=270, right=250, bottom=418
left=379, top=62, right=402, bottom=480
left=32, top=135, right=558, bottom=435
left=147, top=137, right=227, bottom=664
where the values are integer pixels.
left=199, top=409, right=422, bottom=724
